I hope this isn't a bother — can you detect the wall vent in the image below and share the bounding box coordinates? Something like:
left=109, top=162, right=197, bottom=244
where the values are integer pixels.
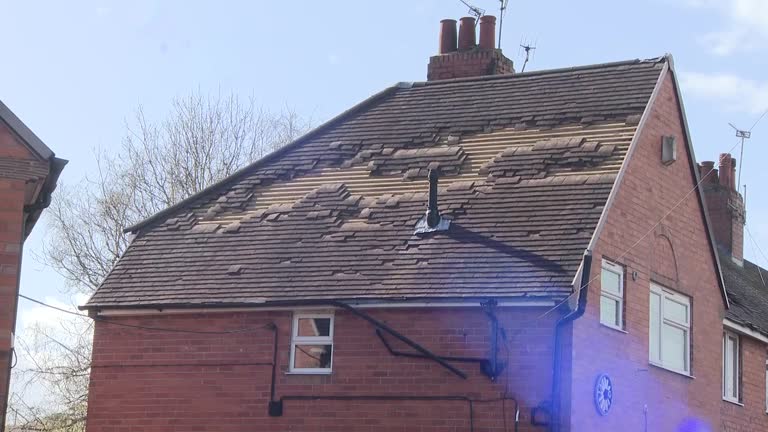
left=662, top=136, right=677, bottom=165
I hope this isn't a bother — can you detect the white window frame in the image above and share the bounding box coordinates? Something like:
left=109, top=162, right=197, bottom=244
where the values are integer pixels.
left=289, top=312, right=334, bottom=374
left=649, top=283, right=691, bottom=375
left=600, top=260, right=625, bottom=330
left=722, top=331, right=740, bottom=403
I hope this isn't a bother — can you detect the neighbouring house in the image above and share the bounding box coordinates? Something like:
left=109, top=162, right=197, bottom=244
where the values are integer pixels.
left=698, top=155, right=768, bottom=431
left=0, top=101, right=66, bottom=430
left=82, top=16, right=764, bottom=432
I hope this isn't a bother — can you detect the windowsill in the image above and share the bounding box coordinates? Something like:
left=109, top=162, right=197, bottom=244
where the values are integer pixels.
left=722, top=398, right=743, bottom=407
left=284, top=370, right=333, bottom=375
left=649, top=362, right=694, bottom=379
left=600, top=323, right=628, bottom=334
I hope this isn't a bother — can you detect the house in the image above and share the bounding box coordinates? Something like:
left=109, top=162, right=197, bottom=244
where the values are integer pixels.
left=82, top=16, right=760, bottom=431
left=0, top=101, right=66, bottom=431
left=697, top=155, right=768, bottom=430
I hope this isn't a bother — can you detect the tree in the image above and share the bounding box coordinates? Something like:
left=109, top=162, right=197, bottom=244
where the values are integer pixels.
left=8, top=91, right=310, bottom=431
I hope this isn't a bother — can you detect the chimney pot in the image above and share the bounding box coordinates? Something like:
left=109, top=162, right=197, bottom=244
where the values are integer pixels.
left=700, top=161, right=717, bottom=184
left=702, top=154, right=745, bottom=265
left=718, top=153, right=736, bottom=190
left=438, top=19, right=458, bottom=54
left=458, top=17, right=477, bottom=51
left=478, top=15, right=496, bottom=50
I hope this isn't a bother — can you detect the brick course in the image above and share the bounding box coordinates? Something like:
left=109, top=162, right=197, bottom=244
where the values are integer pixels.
left=86, top=308, right=557, bottom=432
left=0, top=122, right=39, bottom=428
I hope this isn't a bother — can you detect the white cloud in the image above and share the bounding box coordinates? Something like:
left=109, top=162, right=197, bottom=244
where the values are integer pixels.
left=682, top=0, right=768, bottom=55
left=680, top=72, right=768, bottom=114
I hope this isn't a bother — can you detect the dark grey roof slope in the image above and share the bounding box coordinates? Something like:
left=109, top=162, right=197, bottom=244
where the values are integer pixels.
left=721, top=252, right=768, bottom=335
left=84, top=57, right=666, bottom=309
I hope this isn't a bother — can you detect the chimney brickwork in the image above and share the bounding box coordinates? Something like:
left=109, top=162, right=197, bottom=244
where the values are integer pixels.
left=427, top=16, right=514, bottom=81
left=699, top=153, right=745, bottom=264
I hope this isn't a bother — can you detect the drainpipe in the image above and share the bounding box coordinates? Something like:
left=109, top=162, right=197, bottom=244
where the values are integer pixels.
left=549, top=250, right=592, bottom=432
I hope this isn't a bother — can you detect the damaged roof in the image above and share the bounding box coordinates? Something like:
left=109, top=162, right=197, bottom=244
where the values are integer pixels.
left=84, top=57, right=666, bottom=309
left=721, top=252, right=768, bottom=335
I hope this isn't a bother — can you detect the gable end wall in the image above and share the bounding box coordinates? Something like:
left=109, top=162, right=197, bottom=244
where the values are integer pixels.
left=564, top=73, right=726, bottom=431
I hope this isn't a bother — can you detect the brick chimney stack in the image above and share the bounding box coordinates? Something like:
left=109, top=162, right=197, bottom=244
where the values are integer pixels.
left=427, top=16, right=515, bottom=81
left=698, top=153, right=745, bottom=265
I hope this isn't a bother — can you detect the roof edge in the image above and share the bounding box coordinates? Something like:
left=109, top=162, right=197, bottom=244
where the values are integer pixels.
left=80, top=296, right=560, bottom=312
left=411, top=56, right=667, bottom=87
left=585, top=56, right=668, bottom=253
left=124, top=84, right=403, bottom=234
left=0, top=100, right=55, bottom=160
left=665, top=53, right=730, bottom=308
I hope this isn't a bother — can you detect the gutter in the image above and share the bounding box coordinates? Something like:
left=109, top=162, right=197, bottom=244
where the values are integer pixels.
left=549, top=250, right=592, bottom=432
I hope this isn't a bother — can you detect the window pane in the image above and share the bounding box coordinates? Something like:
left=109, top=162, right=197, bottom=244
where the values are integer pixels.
left=601, top=269, right=621, bottom=296
left=662, top=324, right=687, bottom=371
left=600, top=296, right=619, bottom=327
left=724, top=336, right=735, bottom=398
left=650, top=292, right=661, bottom=362
left=729, top=336, right=738, bottom=399
left=293, top=344, right=332, bottom=369
left=297, top=318, right=332, bottom=337
left=663, top=298, right=688, bottom=324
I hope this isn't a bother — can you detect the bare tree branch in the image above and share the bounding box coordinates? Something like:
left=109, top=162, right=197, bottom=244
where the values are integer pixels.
left=10, top=91, right=309, bottom=431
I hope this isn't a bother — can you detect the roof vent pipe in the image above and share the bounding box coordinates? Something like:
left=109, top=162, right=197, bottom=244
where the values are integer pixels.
left=427, top=169, right=441, bottom=228
left=478, top=15, right=496, bottom=49
left=458, top=17, right=476, bottom=51
left=439, top=19, right=458, bottom=54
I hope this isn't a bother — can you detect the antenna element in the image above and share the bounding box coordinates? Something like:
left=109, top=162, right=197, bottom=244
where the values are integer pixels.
left=498, top=0, right=509, bottom=48
left=728, top=122, right=751, bottom=191
left=459, top=0, right=485, bottom=22
left=519, top=42, right=536, bottom=72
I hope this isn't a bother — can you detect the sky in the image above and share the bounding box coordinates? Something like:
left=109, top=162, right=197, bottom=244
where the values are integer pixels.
left=2, top=0, right=768, bottom=400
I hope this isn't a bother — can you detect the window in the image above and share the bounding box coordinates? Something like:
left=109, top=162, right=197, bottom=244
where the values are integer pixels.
left=649, top=284, right=691, bottom=374
left=765, top=361, right=768, bottom=413
left=600, top=260, right=624, bottom=330
left=722, top=331, right=740, bottom=403
left=289, top=313, right=334, bottom=373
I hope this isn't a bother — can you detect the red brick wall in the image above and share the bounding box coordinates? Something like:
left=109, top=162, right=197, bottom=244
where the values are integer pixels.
left=720, top=335, right=768, bottom=431
left=427, top=50, right=514, bottom=81
left=86, top=307, right=559, bottom=432
left=0, top=122, right=37, bottom=428
left=561, top=72, right=727, bottom=431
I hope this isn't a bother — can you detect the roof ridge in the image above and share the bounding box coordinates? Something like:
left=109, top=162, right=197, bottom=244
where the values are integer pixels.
left=409, top=56, right=667, bottom=88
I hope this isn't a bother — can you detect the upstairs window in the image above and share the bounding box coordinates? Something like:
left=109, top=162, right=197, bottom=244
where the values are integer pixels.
left=600, top=260, right=624, bottom=330
left=290, top=313, right=334, bottom=374
left=722, top=331, right=741, bottom=403
left=649, top=284, right=691, bottom=375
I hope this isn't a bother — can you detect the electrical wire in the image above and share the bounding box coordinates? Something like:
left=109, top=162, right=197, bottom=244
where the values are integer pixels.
left=745, top=223, right=767, bottom=287
left=749, top=107, right=768, bottom=132
left=17, top=293, right=270, bottom=335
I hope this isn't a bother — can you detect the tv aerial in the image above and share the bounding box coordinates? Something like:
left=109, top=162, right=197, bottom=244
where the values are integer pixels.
left=518, top=37, right=537, bottom=72
left=459, top=0, right=485, bottom=22
left=728, top=122, right=751, bottom=191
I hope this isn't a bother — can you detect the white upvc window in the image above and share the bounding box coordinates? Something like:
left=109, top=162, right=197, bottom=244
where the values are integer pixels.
left=289, top=312, right=334, bottom=374
left=649, top=284, right=691, bottom=375
left=600, top=260, right=624, bottom=330
left=722, top=331, right=740, bottom=403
